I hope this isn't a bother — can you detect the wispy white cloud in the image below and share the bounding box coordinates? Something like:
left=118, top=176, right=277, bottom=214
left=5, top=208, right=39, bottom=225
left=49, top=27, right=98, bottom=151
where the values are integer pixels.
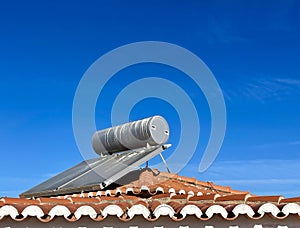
left=195, top=159, right=300, bottom=197
left=224, top=77, right=300, bottom=102
left=276, top=78, right=300, bottom=86
left=288, top=141, right=300, bottom=145
left=215, top=178, right=300, bottom=185
left=254, top=140, right=300, bottom=149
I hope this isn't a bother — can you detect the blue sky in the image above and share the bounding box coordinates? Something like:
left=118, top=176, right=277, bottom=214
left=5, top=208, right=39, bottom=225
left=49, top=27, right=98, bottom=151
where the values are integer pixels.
left=0, top=1, right=300, bottom=197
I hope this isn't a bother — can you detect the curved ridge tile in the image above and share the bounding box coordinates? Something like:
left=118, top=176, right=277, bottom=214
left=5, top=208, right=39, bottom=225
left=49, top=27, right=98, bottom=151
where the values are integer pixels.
left=88, top=192, right=96, bottom=198
left=48, top=205, right=71, bottom=219
left=127, top=204, right=150, bottom=219
left=187, top=191, right=195, bottom=196
left=105, top=190, right=111, bottom=196
left=102, top=205, right=124, bottom=218
left=205, top=205, right=228, bottom=218
left=21, top=205, right=44, bottom=218
left=169, top=188, right=176, bottom=194
left=116, top=188, right=122, bottom=195
left=79, top=192, right=86, bottom=197
left=180, top=204, right=202, bottom=218
left=282, top=203, right=300, bottom=215
left=74, top=205, right=97, bottom=219
left=141, top=185, right=150, bottom=192
left=153, top=204, right=175, bottom=218
left=179, top=189, right=186, bottom=195
left=126, top=187, right=134, bottom=194
left=0, top=205, right=19, bottom=219
left=232, top=204, right=255, bottom=217
left=156, top=187, right=164, bottom=194
left=258, top=203, right=280, bottom=217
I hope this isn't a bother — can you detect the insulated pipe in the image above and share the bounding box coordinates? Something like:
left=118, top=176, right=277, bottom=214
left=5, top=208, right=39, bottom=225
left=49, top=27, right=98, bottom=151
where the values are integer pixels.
left=92, top=115, right=170, bottom=156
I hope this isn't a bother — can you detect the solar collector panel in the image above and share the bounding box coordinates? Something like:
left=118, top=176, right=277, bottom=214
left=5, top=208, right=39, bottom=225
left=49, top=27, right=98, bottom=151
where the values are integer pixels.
left=20, top=116, right=171, bottom=198
left=20, top=145, right=169, bottom=198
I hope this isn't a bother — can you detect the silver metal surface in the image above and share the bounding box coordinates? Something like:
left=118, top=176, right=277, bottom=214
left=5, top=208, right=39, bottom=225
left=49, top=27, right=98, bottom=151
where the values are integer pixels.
left=20, top=144, right=169, bottom=198
left=21, top=116, right=171, bottom=198
left=92, top=116, right=169, bottom=156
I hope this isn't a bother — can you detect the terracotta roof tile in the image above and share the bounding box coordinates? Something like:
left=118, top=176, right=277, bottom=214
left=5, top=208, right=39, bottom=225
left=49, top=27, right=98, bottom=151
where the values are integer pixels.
left=120, top=195, right=142, bottom=205
left=167, top=201, right=185, bottom=214
left=33, top=204, right=56, bottom=214
left=247, top=196, right=284, bottom=204
left=115, top=201, right=132, bottom=210
left=68, top=197, right=101, bottom=204
left=151, top=193, right=172, bottom=204
left=178, top=176, right=197, bottom=184
left=280, top=196, right=300, bottom=204
left=151, top=193, right=171, bottom=199
left=215, top=193, right=252, bottom=204
left=1, top=168, right=300, bottom=222
left=170, top=194, right=189, bottom=204
left=188, top=194, right=220, bottom=203
left=61, top=168, right=247, bottom=199
left=133, top=200, right=148, bottom=207
left=148, top=200, right=161, bottom=212
left=99, top=196, right=124, bottom=203
left=170, top=194, right=189, bottom=200
left=0, top=197, right=39, bottom=205
left=37, top=197, right=71, bottom=204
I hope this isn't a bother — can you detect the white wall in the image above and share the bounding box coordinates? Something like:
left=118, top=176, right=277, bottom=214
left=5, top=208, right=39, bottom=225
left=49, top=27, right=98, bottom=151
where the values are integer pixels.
left=0, top=215, right=298, bottom=228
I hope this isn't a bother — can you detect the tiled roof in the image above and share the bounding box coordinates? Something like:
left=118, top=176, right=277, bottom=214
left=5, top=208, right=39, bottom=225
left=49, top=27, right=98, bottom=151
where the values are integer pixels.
left=1, top=168, right=300, bottom=222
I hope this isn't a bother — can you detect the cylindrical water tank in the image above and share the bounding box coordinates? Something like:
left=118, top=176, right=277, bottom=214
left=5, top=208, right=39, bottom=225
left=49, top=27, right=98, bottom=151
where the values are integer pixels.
left=92, top=115, right=170, bottom=156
